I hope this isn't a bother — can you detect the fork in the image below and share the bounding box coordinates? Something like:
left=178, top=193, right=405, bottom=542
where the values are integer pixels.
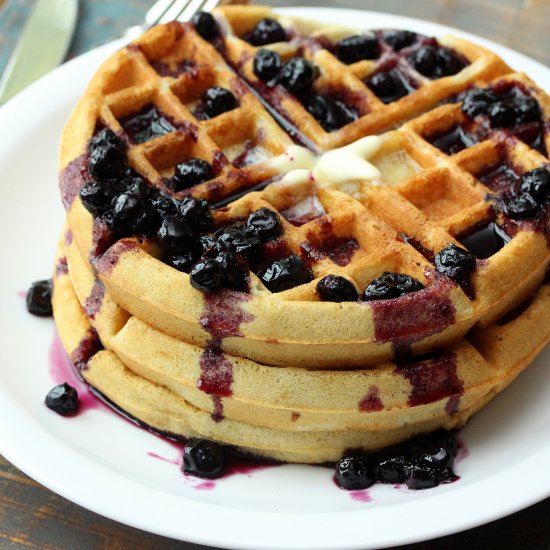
left=125, top=0, right=243, bottom=38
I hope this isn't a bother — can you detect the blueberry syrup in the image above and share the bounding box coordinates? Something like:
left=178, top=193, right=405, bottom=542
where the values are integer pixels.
left=120, top=104, right=176, bottom=144
left=150, top=59, right=196, bottom=78
left=91, top=219, right=115, bottom=259
left=92, top=238, right=139, bottom=275
left=458, top=221, right=511, bottom=259
left=59, top=153, right=89, bottom=209
left=478, top=163, right=521, bottom=193
left=64, top=229, right=73, bottom=246
left=198, top=290, right=253, bottom=421
left=17, top=290, right=27, bottom=299
left=428, top=124, right=477, bottom=155
left=358, top=386, right=384, bottom=412
left=349, top=489, right=373, bottom=503
left=84, top=279, right=105, bottom=319
left=400, top=234, right=435, bottom=263
left=55, top=257, right=69, bottom=277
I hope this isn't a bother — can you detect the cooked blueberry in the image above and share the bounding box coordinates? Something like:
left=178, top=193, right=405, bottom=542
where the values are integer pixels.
left=167, top=253, right=196, bottom=273
left=257, top=255, right=312, bottom=293
left=515, top=97, right=541, bottom=124
left=171, top=158, right=214, bottom=191
left=45, top=383, right=79, bottom=416
left=304, top=95, right=357, bottom=131
left=150, top=193, right=178, bottom=218
left=335, top=455, right=374, bottom=490
left=122, top=105, right=175, bottom=144
left=202, top=87, right=238, bottom=118
left=79, top=179, right=115, bottom=216
left=26, top=279, right=53, bottom=316
left=245, top=208, right=282, bottom=241
left=410, top=45, right=437, bottom=76
left=503, top=192, right=540, bottom=220
left=316, top=275, right=358, bottom=302
left=405, top=463, right=439, bottom=490
left=461, top=87, right=497, bottom=118
left=434, top=243, right=476, bottom=279
left=488, top=101, right=516, bottom=127
left=410, top=45, right=464, bottom=78
left=110, top=192, right=143, bottom=233
left=253, top=48, right=282, bottom=82
left=362, top=272, right=424, bottom=301
left=88, top=129, right=127, bottom=181
left=214, top=226, right=262, bottom=261
left=246, top=18, right=286, bottom=46
left=214, top=250, right=248, bottom=291
left=435, top=48, right=465, bottom=77
left=132, top=203, right=161, bottom=235
left=177, top=196, right=213, bottom=232
left=383, top=30, right=416, bottom=51
left=336, top=34, right=379, bottom=64
left=157, top=216, right=197, bottom=253
left=183, top=439, right=225, bottom=479
left=519, top=167, right=550, bottom=203
left=199, top=234, right=217, bottom=255
left=190, top=259, right=224, bottom=292
left=372, top=446, right=409, bottom=484
left=278, top=58, right=316, bottom=95
left=191, top=11, right=218, bottom=40
left=409, top=429, right=458, bottom=457
left=411, top=441, right=455, bottom=483
left=367, top=70, right=408, bottom=103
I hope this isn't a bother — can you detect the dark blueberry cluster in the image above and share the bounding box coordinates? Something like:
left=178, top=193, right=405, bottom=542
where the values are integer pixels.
left=500, top=167, right=550, bottom=220
left=244, top=17, right=287, bottom=46
left=191, top=11, right=219, bottom=40
left=410, top=44, right=466, bottom=79
left=122, top=105, right=175, bottom=144
left=258, top=255, right=312, bottom=293
left=169, top=158, right=214, bottom=192
left=335, top=429, right=457, bottom=491
left=435, top=244, right=476, bottom=280
left=201, top=86, right=238, bottom=118
left=45, top=383, right=79, bottom=416
left=183, top=439, right=225, bottom=479
left=383, top=30, right=417, bottom=51
left=362, top=272, right=424, bottom=301
left=26, top=279, right=53, bottom=316
left=461, top=86, right=542, bottom=128
left=366, top=69, right=411, bottom=104
left=335, top=34, right=380, bottom=64
left=317, top=275, right=358, bottom=302
left=304, top=95, right=358, bottom=131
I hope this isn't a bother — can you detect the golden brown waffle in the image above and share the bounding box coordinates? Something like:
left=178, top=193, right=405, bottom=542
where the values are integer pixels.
left=53, top=229, right=550, bottom=462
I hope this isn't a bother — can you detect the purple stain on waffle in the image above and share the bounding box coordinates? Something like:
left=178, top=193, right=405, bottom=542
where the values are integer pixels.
left=84, top=279, right=105, bottom=320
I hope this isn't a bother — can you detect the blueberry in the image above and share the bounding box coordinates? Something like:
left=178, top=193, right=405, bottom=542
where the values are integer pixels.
left=316, top=275, right=358, bottom=302
left=519, top=167, right=550, bottom=203
left=410, top=45, right=437, bottom=77
left=405, top=463, right=439, bottom=490
left=372, top=446, right=409, bottom=484
left=304, top=95, right=357, bottom=131
left=515, top=97, right=541, bottom=124
left=488, top=101, right=516, bottom=127
left=362, top=272, right=424, bottom=301
left=257, top=255, right=312, bottom=293
left=132, top=203, right=162, bottom=236
left=88, top=128, right=127, bottom=181
left=412, top=442, right=455, bottom=483
left=461, top=87, right=497, bottom=118
left=253, top=48, right=282, bottom=82
left=150, top=193, right=178, bottom=218
left=171, top=158, right=214, bottom=191
left=167, top=253, right=196, bottom=273
left=199, top=234, right=217, bottom=255
left=79, top=179, right=115, bottom=216
left=503, top=192, right=540, bottom=220
left=214, top=226, right=262, bottom=261
left=367, top=70, right=408, bottom=103
left=191, top=11, right=218, bottom=40
left=246, top=18, right=286, bottom=46
left=177, top=196, right=213, bottom=232
left=157, top=216, right=198, bottom=253
left=335, top=455, right=374, bottom=490
left=202, top=87, right=238, bottom=118
left=26, top=279, right=53, bottom=316
left=336, top=34, right=379, bottom=64
left=182, top=439, right=225, bottom=479
left=122, top=171, right=150, bottom=197
left=434, top=243, right=476, bottom=279
left=278, top=58, right=316, bottom=95
left=110, top=192, right=143, bottom=234
left=383, top=30, right=416, bottom=51
left=213, top=250, right=248, bottom=291
left=245, top=208, right=282, bottom=241
left=409, top=429, right=458, bottom=458
left=45, top=383, right=79, bottom=416
left=190, top=259, right=224, bottom=292
left=435, top=48, right=465, bottom=77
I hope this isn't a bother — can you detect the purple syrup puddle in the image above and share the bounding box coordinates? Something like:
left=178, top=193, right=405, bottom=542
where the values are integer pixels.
left=428, top=124, right=477, bottom=155
left=120, top=104, right=175, bottom=144
left=478, top=162, right=521, bottom=193
left=349, top=489, right=374, bottom=503
left=281, top=194, right=326, bottom=227
left=150, top=59, right=196, bottom=78
left=458, top=221, right=511, bottom=260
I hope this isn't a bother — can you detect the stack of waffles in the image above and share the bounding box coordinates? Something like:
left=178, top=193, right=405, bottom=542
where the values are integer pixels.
left=52, top=5, right=550, bottom=463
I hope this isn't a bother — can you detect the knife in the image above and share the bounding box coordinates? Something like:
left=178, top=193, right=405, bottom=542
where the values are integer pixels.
left=0, top=0, right=78, bottom=105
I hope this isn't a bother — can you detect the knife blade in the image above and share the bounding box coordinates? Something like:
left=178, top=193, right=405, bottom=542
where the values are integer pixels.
left=0, top=0, right=78, bottom=105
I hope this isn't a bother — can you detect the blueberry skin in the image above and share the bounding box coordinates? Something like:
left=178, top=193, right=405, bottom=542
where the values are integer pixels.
left=177, top=196, right=213, bottom=232
left=257, top=255, right=313, bottom=293
left=383, top=30, right=416, bottom=51
left=434, top=244, right=476, bottom=280
left=245, top=208, right=283, bottom=241
left=515, top=97, right=541, bottom=124
left=405, top=463, right=439, bottom=490
left=202, top=87, right=238, bottom=118
left=88, top=128, right=127, bottom=181
left=335, top=455, right=375, bottom=490
left=26, top=279, right=53, bottom=316
left=45, top=383, right=79, bottom=416
left=182, top=439, right=225, bottom=479
left=192, top=11, right=218, bottom=40
left=488, top=101, right=516, bottom=128
left=362, top=272, right=424, bottom=301
left=304, top=95, right=357, bottom=131
left=214, top=250, right=249, bottom=292
left=171, top=158, right=214, bottom=191
left=503, top=192, right=540, bottom=220
left=519, top=167, right=550, bottom=203
left=157, top=216, right=197, bottom=253
left=190, top=259, right=224, bottom=292
left=253, top=49, right=283, bottom=82
left=214, top=226, right=262, bottom=262
left=372, top=446, right=409, bottom=484
left=336, top=34, right=380, bottom=64
left=461, top=87, right=497, bottom=118
left=79, top=179, right=116, bottom=216
left=246, top=18, right=287, bottom=46
left=278, top=58, right=316, bottom=95
left=316, top=275, right=358, bottom=302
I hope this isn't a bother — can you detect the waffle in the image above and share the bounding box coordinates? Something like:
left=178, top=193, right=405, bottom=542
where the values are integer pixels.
left=53, top=229, right=550, bottom=462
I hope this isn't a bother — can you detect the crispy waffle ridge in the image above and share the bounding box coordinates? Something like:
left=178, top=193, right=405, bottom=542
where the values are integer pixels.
left=53, top=229, right=550, bottom=463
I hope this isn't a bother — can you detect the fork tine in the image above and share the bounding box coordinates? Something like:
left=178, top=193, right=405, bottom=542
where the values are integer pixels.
left=145, top=0, right=179, bottom=27
left=159, top=0, right=195, bottom=24
left=201, top=0, right=221, bottom=14
left=177, top=0, right=209, bottom=22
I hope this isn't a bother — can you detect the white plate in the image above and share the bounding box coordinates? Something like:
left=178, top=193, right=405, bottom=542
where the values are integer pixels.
left=0, top=7, right=549, bottom=550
